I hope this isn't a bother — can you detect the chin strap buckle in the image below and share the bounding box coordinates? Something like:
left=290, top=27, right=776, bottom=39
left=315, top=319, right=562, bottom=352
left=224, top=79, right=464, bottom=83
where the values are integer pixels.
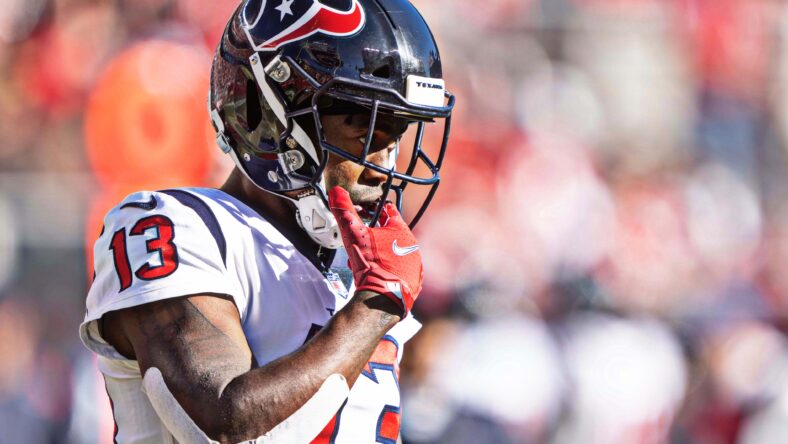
left=293, top=191, right=343, bottom=249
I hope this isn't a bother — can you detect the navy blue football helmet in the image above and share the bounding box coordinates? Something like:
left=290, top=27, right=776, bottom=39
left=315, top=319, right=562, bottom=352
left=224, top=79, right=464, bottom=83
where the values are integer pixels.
left=209, top=0, right=454, bottom=248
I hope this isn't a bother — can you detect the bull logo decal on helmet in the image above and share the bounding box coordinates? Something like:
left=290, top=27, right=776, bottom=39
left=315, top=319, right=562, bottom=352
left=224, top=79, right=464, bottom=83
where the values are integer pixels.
left=243, top=0, right=366, bottom=51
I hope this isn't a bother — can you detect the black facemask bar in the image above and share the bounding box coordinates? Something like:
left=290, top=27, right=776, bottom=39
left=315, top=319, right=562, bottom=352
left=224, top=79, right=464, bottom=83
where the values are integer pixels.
left=280, top=55, right=455, bottom=229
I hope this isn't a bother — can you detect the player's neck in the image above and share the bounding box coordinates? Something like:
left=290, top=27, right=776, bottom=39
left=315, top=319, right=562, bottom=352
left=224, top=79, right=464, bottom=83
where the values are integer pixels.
left=219, top=169, right=294, bottom=227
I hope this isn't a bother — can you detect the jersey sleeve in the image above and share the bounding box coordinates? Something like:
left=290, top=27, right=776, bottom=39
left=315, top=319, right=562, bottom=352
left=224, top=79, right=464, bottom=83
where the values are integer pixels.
left=80, top=190, right=246, bottom=360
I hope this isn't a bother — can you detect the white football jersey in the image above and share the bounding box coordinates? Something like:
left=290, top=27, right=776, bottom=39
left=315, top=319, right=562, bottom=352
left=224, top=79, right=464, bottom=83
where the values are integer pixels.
left=80, top=188, right=421, bottom=444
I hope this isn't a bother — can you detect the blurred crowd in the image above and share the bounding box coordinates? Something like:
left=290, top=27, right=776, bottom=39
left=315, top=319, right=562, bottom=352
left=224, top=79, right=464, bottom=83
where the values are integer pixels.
left=1, top=0, right=788, bottom=443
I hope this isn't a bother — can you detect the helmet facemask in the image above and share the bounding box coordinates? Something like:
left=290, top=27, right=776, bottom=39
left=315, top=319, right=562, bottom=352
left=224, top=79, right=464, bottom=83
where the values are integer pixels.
left=210, top=0, right=454, bottom=248
left=305, top=67, right=454, bottom=228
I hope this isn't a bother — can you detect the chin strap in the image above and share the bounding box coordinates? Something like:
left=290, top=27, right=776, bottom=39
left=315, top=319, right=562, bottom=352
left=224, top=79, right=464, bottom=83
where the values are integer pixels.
left=142, top=368, right=350, bottom=444
left=290, top=187, right=344, bottom=249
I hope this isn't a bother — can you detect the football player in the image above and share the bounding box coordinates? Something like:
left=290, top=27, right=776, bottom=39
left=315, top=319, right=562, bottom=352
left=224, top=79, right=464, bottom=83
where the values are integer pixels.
left=79, top=0, right=454, bottom=443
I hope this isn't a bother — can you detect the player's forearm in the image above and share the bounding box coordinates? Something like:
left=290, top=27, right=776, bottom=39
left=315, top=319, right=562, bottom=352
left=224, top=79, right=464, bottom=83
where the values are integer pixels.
left=213, top=291, right=400, bottom=443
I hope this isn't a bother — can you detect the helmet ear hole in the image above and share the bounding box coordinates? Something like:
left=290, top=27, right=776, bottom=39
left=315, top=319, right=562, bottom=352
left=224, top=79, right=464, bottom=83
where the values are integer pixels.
left=246, top=79, right=263, bottom=130
left=371, top=65, right=391, bottom=79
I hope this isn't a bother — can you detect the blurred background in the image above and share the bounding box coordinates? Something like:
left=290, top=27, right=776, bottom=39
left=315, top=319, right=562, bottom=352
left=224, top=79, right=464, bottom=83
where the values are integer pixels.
left=1, top=0, right=788, bottom=442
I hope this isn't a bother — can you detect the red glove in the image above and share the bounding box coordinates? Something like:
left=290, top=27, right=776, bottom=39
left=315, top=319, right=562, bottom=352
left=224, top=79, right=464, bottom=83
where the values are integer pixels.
left=328, top=186, right=423, bottom=315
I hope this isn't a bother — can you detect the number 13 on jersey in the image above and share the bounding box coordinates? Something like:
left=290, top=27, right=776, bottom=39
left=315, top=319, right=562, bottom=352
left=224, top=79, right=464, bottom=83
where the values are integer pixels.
left=109, top=215, right=179, bottom=291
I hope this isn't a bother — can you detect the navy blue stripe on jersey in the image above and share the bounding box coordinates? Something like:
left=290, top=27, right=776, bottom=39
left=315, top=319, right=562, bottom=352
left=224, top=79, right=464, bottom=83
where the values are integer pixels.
left=120, top=195, right=158, bottom=210
left=160, top=189, right=227, bottom=267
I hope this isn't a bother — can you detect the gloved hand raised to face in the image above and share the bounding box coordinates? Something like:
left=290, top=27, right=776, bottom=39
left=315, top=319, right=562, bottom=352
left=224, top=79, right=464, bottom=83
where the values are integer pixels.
left=328, top=186, right=423, bottom=316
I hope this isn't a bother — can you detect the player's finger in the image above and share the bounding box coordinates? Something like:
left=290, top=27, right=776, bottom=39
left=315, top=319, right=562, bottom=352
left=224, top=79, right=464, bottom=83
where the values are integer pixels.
left=328, top=186, right=364, bottom=237
left=328, top=186, right=360, bottom=221
left=378, top=202, right=406, bottom=228
left=328, top=186, right=354, bottom=211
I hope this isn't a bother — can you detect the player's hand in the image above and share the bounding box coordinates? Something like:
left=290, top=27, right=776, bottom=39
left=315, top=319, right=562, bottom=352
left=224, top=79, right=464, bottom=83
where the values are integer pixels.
left=328, top=186, right=423, bottom=316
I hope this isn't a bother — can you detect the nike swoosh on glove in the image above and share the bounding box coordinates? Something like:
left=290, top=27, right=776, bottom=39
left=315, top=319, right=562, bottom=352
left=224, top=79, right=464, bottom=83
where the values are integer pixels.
left=328, top=186, right=423, bottom=316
